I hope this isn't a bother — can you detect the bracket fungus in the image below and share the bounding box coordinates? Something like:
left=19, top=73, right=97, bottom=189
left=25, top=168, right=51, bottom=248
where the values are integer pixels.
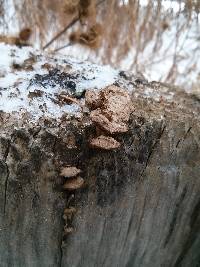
left=100, top=85, right=131, bottom=123
left=63, top=207, right=77, bottom=221
left=64, top=207, right=77, bottom=215
left=85, top=89, right=102, bottom=109
left=63, top=226, right=74, bottom=234
left=86, top=85, right=131, bottom=150
left=89, top=135, right=121, bottom=150
left=86, top=85, right=131, bottom=135
left=90, top=109, right=129, bottom=134
left=63, top=176, right=85, bottom=191
left=60, top=166, right=81, bottom=178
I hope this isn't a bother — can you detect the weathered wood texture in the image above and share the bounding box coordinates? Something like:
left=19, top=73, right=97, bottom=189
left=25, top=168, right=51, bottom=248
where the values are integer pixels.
left=0, top=77, right=200, bottom=267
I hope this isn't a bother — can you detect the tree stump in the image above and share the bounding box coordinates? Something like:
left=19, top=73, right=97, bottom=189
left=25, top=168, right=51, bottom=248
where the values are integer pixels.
left=0, top=44, right=200, bottom=267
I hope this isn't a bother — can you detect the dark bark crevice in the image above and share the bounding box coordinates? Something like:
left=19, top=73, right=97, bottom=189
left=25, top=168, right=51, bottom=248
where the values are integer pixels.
left=140, top=124, right=166, bottom=177
left=3, top=162, right=9, bottom=215
left=174, top=196, right=200, bottom=267
left=3, top=141, right=11, bottom=215
left=175, top=126, right=192, bottom=149
left=163, top=186, right=187, bottom=247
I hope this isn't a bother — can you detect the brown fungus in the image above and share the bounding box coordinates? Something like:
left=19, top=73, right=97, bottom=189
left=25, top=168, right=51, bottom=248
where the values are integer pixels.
left=100, top=85, right=131, bottom=123
left=63, top=207, right=77, bottom=221
left=63, top=176, right=84, bottom=191
left=85, top=89, right=102, bottom=109
left=89, top=135, right=120, bottom=150
left=64, top=207, right=77, bottom=214
left=87, top=85, right=131, bottom=135
left=63, top=226, right=74, bottom=234
left=90, top=109, right=129, bottom=134
left=60, top=166, right=81, bottom=178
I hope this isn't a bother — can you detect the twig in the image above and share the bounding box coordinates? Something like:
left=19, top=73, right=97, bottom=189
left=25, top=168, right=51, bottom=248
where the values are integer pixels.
left=43, top=17, right=78, bottom=50
left=59, top=94, right=83, bottom=109
left=42, top=0, right=106, bottom=51
left=53, top=43, right=72, bottom=53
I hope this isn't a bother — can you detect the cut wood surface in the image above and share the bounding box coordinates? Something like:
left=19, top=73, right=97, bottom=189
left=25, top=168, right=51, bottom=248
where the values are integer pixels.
left=0, top=44, right=200, bottom=267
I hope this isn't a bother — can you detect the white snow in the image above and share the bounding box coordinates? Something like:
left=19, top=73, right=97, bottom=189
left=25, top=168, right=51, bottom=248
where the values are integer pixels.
left=117, top=12, right=200, bottom=90
left=57, top=2, right=199, bottom=92
left=140, top=0, right=185, bottom=13
left=0, top=43, right=118, bottom=120
left=1, top=1, right=199, bottom=91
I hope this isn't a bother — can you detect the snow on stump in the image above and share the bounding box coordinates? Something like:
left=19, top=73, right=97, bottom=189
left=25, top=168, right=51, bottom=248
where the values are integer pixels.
left=0, top=43, right=200, bottom=267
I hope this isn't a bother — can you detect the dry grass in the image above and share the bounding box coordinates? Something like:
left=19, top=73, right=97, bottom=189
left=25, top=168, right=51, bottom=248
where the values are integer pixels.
left=0, top=0, right=200, bottom=89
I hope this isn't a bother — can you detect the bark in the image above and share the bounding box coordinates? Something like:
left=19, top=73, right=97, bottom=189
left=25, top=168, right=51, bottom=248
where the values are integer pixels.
left=0, top=64, right=200, bottom=267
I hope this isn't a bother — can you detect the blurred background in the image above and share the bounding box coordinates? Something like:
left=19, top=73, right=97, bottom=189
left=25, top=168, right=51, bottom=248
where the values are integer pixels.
left=0, top=0, right=200, bottom=91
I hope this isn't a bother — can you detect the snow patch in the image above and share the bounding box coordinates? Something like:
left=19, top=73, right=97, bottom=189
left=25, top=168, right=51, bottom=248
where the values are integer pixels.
left=0, top=43, right=118, bottom=120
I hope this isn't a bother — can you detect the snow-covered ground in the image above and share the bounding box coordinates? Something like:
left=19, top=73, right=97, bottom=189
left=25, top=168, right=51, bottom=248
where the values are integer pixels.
left=0, top=44, right=118, bottom=120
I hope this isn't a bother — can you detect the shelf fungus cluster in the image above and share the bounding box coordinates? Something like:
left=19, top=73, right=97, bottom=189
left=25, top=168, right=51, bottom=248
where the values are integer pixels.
left=59, top=166, right=83, bottom=240
left=60, top=166, right=84, bottom=191
left=85, top=85, right=131, bottom=150
left=57, top=86, right=131, bottom=240
left=62, top=207, right=77, bottom=238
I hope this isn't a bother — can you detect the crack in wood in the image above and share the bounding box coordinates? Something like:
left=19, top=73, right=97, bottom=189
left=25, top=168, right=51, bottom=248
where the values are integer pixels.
left=163, top=186, right=187, bottom=247
left=140, top=124, right=166, bottom=177
left=171, top=126, right=193, bottom=156
left=58, top=236, right=63, bottom=267
left=174, top=196, right=200, bottom=267
left=3, top=141, right=11, bottom=215
left=175, top=126, right=192, bottom=149
left=29, top=127, right=42, bottom=150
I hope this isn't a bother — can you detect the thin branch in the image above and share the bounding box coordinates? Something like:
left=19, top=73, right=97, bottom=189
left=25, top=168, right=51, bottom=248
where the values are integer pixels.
left=43, top=0, right=106, bottom=50
left=59, top=94, right=83, bottom=110
left=53, top=42, right=72, bottom=53
left=43, top=17, right=78, bottom=50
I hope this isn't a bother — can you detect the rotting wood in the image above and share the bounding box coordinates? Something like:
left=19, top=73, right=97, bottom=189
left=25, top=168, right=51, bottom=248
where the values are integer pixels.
left=0, top=49, right=200, bottom=267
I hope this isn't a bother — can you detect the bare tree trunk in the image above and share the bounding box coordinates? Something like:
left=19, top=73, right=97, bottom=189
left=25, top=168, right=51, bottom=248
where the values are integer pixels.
left=0, top=49, right=200, bottom=267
